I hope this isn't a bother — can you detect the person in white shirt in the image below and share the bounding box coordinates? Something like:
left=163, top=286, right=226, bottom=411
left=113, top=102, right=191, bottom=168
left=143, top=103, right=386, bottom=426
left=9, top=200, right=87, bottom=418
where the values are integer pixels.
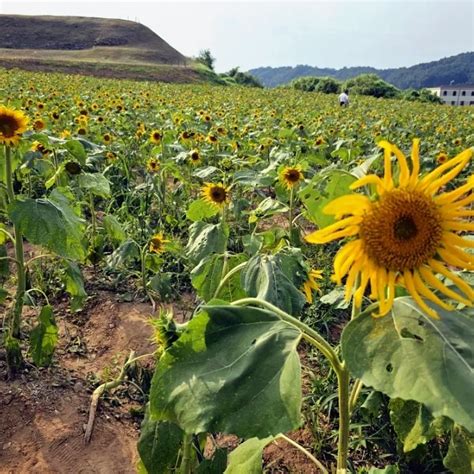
left=339, top=90, right=349, bottom=107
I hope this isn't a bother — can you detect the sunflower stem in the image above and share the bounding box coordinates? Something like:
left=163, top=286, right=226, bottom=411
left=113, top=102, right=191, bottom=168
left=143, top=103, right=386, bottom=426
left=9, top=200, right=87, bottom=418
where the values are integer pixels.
left=213, top=261, right=247, bottom=299
left=5, top=146, right=26, bottom=342
left=288, top=187, right=294, bottom=243
left=336, top=364, right=350, bottom=473
left=179, top=433, right=193, bottom=474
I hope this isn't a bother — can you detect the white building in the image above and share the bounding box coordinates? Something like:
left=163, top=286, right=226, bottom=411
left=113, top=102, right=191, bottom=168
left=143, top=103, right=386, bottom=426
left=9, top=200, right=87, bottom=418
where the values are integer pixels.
left=426, top=85, right=474, bottom=105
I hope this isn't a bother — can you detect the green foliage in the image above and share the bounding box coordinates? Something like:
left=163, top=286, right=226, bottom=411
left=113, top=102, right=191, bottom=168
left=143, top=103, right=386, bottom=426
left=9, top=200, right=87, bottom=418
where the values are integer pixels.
left=191, top=253, right=246, bottom=302
left=63, top=261, right=87, bottom=311
left=299, top=169, right=357, bottom=228
left=342, top=297, right=474, bottom=432
left=290, top=76, right=321, bottom=92
left=343, top=74, right=400, bottom=98
left=103, top=215, right=126, bottom=244
left=242, top=251, right=306, bottom=314
left=77, top=172, right=111, bottom=198
left=443, top=425, right=473, bottom=474
left=186, top=199, right=219, bottom=222
left=225, top=436, right=275, bottom=474
left=389, top=399, right=437, bottom=452
left=220, top=67, right=263, bottom=88
left=8, top=195, right=86, bottom=262
left=401, top=88, right=443, bottom=104
left=29, top=306, right=58, bottom=367
left=196, top=49, right=215, bottom=71
left=137, top=407, right=183, bottom=474
left=186, top=222, right=229, bottom=265
left=290, top=75, right=341, bottom=94
left=149, top=305, right=302, bottom=438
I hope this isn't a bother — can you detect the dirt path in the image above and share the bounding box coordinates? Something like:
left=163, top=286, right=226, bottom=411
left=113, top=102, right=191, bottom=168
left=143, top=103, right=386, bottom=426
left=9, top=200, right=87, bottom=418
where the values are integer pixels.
left=0, top=291, right=181, bottom=474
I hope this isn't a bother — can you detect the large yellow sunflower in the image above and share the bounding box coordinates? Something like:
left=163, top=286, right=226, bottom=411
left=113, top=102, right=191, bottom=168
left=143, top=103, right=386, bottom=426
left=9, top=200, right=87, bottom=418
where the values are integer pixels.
left=0, top=106, right=28, bottom=146
left=305, top=139, right=474, bottom=319
left=202, top=183, right=230, bottom=209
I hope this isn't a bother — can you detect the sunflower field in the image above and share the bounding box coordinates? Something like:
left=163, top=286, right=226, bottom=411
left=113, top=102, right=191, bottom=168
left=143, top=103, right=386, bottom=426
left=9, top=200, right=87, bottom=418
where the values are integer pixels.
left=0, top=67, right=473, bottom=473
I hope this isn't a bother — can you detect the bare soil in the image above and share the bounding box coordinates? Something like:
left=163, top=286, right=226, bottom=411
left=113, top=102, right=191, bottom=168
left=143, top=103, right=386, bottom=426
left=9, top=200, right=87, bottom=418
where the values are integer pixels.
left=0, top=291, right=161, bottom=474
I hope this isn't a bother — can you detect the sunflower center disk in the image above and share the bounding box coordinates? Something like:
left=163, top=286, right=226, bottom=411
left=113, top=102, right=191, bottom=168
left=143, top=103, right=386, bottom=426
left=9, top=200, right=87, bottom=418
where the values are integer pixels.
left=0, top=115, right=18, bottom=137
left=211, top=188, right=226, bottom=202
left=285, top=170, right=300, bottom=183
left=360, top=189, right=443, bottom=271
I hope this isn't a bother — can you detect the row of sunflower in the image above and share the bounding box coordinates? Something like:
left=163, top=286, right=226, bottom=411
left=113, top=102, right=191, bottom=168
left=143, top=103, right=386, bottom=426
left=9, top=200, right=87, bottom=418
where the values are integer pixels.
left=0, top=66, right=473, bottom=473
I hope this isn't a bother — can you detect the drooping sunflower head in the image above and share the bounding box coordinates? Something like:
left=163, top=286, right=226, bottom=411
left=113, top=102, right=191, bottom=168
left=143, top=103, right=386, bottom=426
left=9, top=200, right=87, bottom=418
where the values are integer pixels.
left=305, top=139, right=474, bottom=319
left=0, top=106, right=28, bottom=146
left=147, top=157, right=160, bottom=173
left=202, top=183, right=230, bottom=209
left=279, top=165, right=304, bottom=190
left=149, top=232, right=169, bottom=254
left=150, top=130, right=162, bottom=144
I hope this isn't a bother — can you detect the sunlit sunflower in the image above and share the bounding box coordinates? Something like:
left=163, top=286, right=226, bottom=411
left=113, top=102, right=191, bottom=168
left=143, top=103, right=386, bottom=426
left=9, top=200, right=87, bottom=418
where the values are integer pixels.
left=189, top=149, right=201, bottom=166
left=302, top=269, right=324, bottom=304
left=202, top=183, right=230, bottom=209
left=0, top=106, right=28, bottom=146
left=305, top=139, right=474, bottom=319
left=60, top=129, right=71, bottom=139
left=147, top=157, right=160, bottom=173
left=149, top=232, right=169, bottom=254
left=150, top=130, right=162, bottom=144
left=315, top=136, right=325, bottom=146
left=437, top=152, right=448, bottom=164
left=280, top=165, right=304, bottom=190
left=30, top=141, right=50, bottom=156
left=103, top=133, right=112, bottom=144
left=206, top=134, right=218, bottom=144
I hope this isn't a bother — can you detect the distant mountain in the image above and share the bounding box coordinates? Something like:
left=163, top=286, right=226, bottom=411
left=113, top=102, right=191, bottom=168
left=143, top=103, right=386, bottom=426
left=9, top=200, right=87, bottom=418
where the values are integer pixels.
left=249, top=52, right=474, bottom=89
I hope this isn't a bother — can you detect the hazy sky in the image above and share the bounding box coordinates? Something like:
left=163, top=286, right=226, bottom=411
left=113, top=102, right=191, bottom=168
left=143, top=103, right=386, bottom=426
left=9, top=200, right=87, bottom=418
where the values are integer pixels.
left=1, top=1, right=473, bottom=72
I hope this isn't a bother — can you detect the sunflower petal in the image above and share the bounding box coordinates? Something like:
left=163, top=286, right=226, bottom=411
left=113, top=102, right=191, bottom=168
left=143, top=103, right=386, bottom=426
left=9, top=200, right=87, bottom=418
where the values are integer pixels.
left=323, top=194, right=371, bottom=216
left=409, top=138, right=420, bottom=187
left=390, top=144, right=410, bottom=187
left=404, top=270, right=440, bottom=319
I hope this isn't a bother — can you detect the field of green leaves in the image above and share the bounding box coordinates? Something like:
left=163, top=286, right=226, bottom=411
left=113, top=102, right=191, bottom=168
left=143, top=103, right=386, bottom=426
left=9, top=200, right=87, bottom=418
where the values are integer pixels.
left=0, top=67, right=473, bottom=473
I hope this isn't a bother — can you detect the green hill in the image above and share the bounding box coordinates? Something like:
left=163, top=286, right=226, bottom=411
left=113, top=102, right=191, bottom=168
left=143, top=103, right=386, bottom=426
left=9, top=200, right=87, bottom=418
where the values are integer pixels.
left=249, top=52, right=474, bottom=88
left=0, top=14, right=218, bottom=83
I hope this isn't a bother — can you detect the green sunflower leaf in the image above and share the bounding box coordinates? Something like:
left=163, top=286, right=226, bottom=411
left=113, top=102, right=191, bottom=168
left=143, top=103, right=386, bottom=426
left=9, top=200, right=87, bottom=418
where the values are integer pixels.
left=186, top=222, right=228, bottom=265
left=224, top=436, right=275, bottom=474
left=29, top=305, right=58, bottom=367
left=8, top=196, right=86, bottom=262
left=299, top=169, right=356, bottom=228
left=342, top=296, right=474, bottom=432
left=186, top=199, right=219, bottom=222
left=149, top=305, right=302, bottom=438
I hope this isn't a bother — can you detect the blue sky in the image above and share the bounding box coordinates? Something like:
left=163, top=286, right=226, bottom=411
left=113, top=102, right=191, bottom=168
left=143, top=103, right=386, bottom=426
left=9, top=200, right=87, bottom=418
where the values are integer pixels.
left=1, top=1, right=473, bottom=72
